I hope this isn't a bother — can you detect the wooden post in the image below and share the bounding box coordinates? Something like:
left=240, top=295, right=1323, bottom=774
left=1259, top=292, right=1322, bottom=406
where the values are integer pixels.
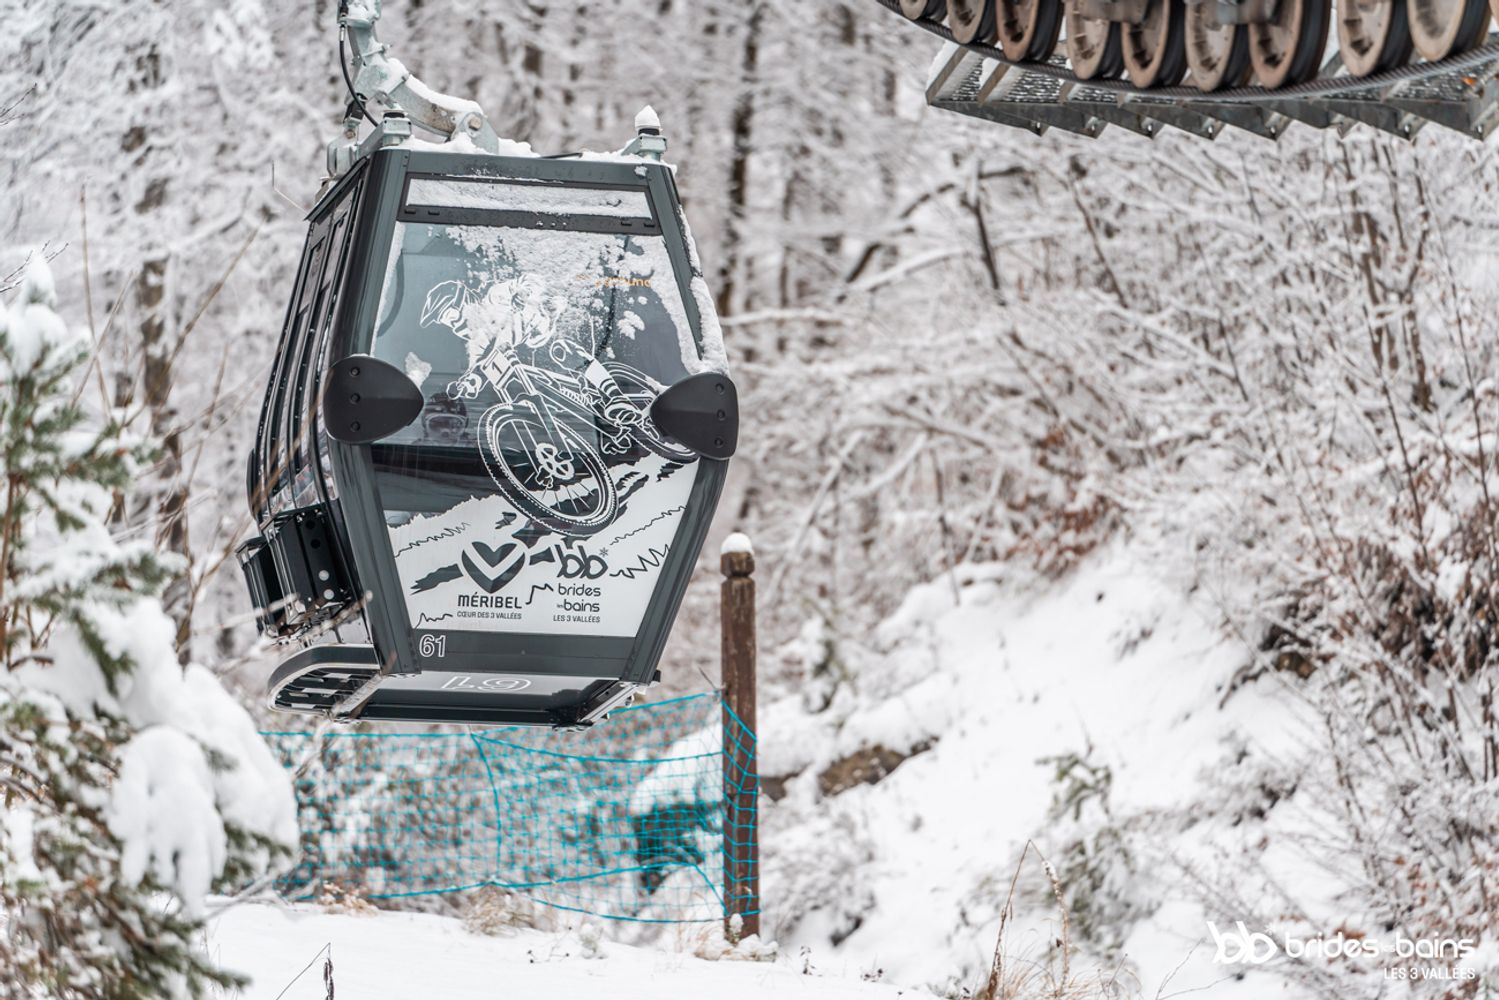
left=720, top=533, right=759, bottom=940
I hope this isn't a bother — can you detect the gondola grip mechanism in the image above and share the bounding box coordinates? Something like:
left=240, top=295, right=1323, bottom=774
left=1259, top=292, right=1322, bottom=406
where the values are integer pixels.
left=338, top=0, right=501, bottom=157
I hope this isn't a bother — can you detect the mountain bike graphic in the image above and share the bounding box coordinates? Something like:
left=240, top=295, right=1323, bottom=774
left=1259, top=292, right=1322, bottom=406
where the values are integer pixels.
left=420, top=278, right=694, bottom=537
left=474, top=358, right=693, bottom=536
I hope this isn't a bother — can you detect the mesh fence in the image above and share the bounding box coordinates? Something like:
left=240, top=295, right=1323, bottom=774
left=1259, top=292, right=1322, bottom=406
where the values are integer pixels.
left=262, top=692, right=757, bottom=924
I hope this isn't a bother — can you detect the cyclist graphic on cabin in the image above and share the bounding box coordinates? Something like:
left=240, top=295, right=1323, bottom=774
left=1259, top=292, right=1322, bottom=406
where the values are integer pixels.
left=419, top=275, right=694, bottom=537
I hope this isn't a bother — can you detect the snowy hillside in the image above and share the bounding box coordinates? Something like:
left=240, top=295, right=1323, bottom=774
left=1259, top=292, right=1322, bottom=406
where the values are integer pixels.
left=208, top=902, right=910, bottom=1000
left=203, top=551, right=1321, bottom=999
left=757, top=552, right=1312, bottom=997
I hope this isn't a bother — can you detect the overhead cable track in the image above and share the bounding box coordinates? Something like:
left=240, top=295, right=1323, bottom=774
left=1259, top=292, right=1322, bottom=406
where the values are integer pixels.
left=872, top=0, right=1499, bottom=140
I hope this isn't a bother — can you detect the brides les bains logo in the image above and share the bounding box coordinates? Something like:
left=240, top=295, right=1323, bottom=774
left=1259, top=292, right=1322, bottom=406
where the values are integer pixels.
left=1207, top=922, right=1279, bottom=965
left=1208, top=921, right=1476, bottom=978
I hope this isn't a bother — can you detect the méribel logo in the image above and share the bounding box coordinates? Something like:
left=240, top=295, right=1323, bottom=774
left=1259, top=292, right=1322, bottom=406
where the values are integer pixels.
left=1208, top=922, right=1279, bottom=965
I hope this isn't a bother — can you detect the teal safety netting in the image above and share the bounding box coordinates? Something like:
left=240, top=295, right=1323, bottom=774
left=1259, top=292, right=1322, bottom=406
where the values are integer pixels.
left=262, top=693, right=757, bottom=924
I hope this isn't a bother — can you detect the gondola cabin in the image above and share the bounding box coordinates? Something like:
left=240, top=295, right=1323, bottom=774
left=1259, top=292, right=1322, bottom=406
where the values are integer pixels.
left=240, top=125, right=736, bottom=727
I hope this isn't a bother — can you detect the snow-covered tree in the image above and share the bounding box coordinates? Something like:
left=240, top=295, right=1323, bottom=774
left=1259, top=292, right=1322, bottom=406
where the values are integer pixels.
left=0, top=259, right=297, bottom=999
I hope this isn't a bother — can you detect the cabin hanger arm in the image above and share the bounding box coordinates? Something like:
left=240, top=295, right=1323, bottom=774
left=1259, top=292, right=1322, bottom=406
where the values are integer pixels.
left=339, top=0, right=501, bottom=153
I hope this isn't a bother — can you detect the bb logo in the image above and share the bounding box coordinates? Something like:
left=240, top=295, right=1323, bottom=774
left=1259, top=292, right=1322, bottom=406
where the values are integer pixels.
left=1207, top=922, right=1278, bottom=965
left=558, top=546, right=608, bottom=580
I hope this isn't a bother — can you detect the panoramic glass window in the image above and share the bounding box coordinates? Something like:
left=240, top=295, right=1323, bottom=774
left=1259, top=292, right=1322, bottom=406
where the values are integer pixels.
left=367, top=196, right=701, bottom=640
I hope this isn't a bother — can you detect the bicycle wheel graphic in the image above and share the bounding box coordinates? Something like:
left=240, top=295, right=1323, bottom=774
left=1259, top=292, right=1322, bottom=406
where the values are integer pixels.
left=478, top=405, right=617, bottom=536
left=604, top=362, right=697, bottom=464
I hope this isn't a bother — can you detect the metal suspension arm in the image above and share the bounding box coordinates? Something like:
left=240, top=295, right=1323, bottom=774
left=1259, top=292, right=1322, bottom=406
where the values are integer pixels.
left=340, top=0, right=501, bottom=152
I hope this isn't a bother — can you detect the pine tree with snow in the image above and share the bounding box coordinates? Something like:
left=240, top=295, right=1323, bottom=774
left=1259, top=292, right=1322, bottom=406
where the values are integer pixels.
left=0, top=259, right=298, bottom=999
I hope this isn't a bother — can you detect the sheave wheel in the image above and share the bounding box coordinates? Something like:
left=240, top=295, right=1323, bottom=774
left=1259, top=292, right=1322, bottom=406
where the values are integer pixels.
left=1066, top=1, right=1126, bottom=77
left=1408, top=0, right=1489, bottom=59
left=1338, top=0, right=1413, bottom=74
left=950, top=0, right=1000, bottom=41
left=901, top=0, right=949, bottom=18
left=1123, top=0, right=1189, bottom=87
left=1185, top=3, right=1250, bottom=89
left=1248, top=0, right=1331, bottom=87
left=998, top=0, right=1065, bottom=58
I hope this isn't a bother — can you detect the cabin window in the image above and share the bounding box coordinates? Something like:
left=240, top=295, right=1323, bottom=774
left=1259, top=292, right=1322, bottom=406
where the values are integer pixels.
left=362, top=190, right=702, bottom=640
left=255, top=227, right=320, bottom=517
left=309, top=205, right=358, bottom=503
left=267, top=228, right=328, bottom=515
left=291, top=207, right=353, bottom=509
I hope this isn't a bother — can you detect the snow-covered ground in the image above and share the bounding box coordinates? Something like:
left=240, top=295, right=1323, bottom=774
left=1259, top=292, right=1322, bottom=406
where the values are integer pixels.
left=206, top=902, right=912, bottom=999
left=205, top=550, right=1315, bottom=999
left=759, top=549, right=1312, bottom=997
left=206, top=546, right=1458, bottom=998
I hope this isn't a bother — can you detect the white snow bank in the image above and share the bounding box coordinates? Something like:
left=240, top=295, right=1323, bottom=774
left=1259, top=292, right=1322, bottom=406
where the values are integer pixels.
left=207, top=902, right=919, bottom=999
left=760, top=548, right=1308, bottom=997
